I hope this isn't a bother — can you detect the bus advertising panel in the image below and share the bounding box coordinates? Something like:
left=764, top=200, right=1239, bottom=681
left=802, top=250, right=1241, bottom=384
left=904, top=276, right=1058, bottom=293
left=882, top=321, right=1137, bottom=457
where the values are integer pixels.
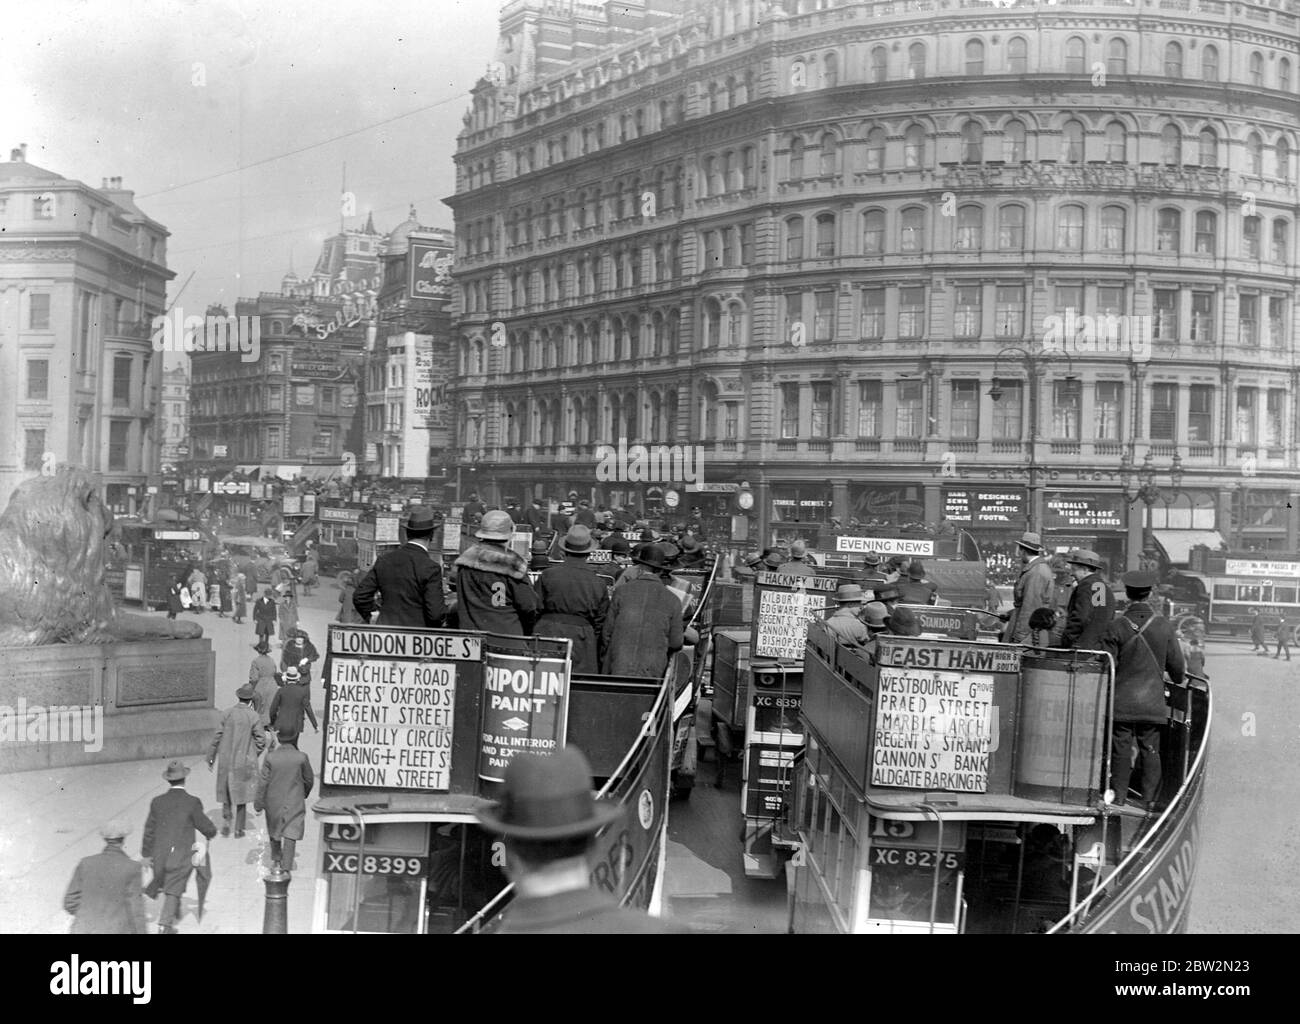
left=477, top=640, right=573, bottom=784
left=750, top=571, right=840, bottom=660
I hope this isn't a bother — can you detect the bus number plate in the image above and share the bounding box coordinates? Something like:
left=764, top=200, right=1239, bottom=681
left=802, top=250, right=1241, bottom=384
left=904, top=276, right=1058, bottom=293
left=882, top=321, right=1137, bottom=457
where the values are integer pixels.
left=871, top=848, right=964, bottom=871
left=323, top=852, right=428, bottom=877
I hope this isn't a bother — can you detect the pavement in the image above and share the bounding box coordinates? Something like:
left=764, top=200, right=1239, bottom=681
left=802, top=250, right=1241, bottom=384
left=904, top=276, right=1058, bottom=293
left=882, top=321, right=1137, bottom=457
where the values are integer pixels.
left=0, top=582, right=336, bottom=934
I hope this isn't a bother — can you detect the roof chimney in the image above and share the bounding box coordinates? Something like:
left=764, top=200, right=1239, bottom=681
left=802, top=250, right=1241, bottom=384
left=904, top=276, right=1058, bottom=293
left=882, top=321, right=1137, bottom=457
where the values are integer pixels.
left=10, top=144, right=26, bottom=162
left=110, top=176, right=122, bottom=189
left=102, top=177, right=109, bottom=189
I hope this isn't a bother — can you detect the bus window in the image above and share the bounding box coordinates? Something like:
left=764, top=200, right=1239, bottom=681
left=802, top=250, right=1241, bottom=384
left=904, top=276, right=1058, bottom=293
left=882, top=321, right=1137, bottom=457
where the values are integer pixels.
left=321, top=821, right=427, bottom=933
left=426, top=823, right=507, bottom=934
left=868, top=858, right=959, bottom=925
left=1275, top=586, right=1297, bottom=604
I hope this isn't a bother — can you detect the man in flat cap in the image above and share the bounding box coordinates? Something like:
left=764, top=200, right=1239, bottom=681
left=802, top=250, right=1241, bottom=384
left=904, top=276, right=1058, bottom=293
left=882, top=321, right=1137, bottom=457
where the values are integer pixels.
left=142, top=761, right=217, bottom=934
left=477, top=747, right=686, bottom=933
left=207, top=684, right=266, bottom=839
left=1101, top=570, right=1185, bottom=812
left=64, top=820, right=147, bottom=934
left=1057, top=549, right=1115, bottom=651
left=1002, top=532, right=1056, bottom=645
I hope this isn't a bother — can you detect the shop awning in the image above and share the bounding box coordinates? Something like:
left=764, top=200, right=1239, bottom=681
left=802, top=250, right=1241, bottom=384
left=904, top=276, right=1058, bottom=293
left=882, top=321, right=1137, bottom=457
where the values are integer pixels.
left=1152, top=529, right=1228, bottom=566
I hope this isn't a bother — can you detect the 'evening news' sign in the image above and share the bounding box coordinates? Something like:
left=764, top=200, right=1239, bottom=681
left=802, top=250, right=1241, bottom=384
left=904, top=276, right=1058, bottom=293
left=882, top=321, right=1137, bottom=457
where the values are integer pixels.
left=322, top=628, right=481, bottom=790
left=872, top=667, right=995, bottom=793
left=751, top=572, right=839, bottom=661
left=835, top=537, right=935, bottom=556
left=478, top=646, right=571, bottom=783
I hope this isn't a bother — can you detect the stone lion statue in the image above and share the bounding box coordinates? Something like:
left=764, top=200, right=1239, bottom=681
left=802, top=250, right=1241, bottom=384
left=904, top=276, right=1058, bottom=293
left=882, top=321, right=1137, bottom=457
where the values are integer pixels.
left=0, top=467, right=202, bottom=646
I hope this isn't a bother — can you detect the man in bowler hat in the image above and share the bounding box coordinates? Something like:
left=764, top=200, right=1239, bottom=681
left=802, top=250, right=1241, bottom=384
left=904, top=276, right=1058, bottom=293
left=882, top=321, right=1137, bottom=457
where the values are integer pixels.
left=256, top=729, right=314, bottom=872
left=353, top=505, right=446, bottom=627
left=64, top=820, right=147, bottom=934
left=477, top=747, right=685, bottom=933
left=601, top=545, right=685, bottom=678
left=142, top=761, right=217, bottom=933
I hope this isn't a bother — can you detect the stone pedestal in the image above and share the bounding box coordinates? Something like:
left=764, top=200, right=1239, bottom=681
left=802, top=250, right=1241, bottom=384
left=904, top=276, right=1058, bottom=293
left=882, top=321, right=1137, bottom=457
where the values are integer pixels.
left=0, top=638, right=217, bottom=773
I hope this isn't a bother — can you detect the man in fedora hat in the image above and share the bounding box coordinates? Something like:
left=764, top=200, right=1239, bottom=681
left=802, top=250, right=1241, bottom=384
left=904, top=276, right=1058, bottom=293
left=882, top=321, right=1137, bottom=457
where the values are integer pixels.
left=860, top=551, right=890, bottom=596
left=1101, top=570, right=1186, bottom=812
left=602, top=545, right=686, bottom=678
left=676, top=534, right=707, bottom=570
left=896, top=560, right=939, bottom=606
left=823, top=584, right=873, bottom=646
left=477, top=747, right=684, bottom=933
left=252, top=586, right=278, bottom=644
left=573, top=498, right=597, bottom=529
left=535, top=525, right=609, bottom=672
left=353, top=505, right=447, bottom=628
left=873, top=583, right=902, bottom=618
left=596, top=536, right=631, bottom=590
left=207, top=685, right=266, bottom=839
left=142, top=761, right=217, bottom=933
left=64, top=819, right=147, bottom=934
left=887, top=605, right=923, bottom=637
left=256, top=728, right=314, bottom=872
left=862, top=601, right=891, bottom=636
left=1058, top=549, right=1115, bottom=651
left=454, top=510, right=539, bottom=635
left=269, top=665, right=317, bottom=743
left=1002, top=531, right=1056, bottom=645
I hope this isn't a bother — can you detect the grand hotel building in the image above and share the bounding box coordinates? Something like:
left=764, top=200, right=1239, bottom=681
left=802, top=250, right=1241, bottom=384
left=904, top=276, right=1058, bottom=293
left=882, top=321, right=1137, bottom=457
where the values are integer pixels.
left=447, top=0, right=1300, bottom=572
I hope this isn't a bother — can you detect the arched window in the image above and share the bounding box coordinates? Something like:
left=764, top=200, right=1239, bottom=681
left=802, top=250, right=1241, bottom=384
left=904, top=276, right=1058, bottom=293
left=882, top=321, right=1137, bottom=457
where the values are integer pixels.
left=701, top=155, right=715, bottom=196
left=1105, top=121, right=1126, bottom=162
left=862, top=209, right=885, bottom=254
left=1165, top=42, right=1183, bottom=77
left=1243, top=215, right=1261, bottom=259
left=1107, top=37, right=1128, bottom=77
left=908, top=42, right=926, bottom=79
left=900, top=206, right=925, bottom=252
left=1161, top=124, right=1182, bottom=166
left=1007, top=37, right=1028, bottom=75
left=1003, top=120, right=1026, bottom=164
left=1100, top=205, right=1127, bottom=251
left=702, top=297, right=722, bottom=349
left=1281, top=59, right=1293, bottom=92
left=865, top=127, right=886, bottom=170
left=870, top=45, right=888, bottom=82
left=1056, top=205, right=1084, bottom=251
left=1065, top=36, right=1086, bottom=75
left=652, top=312, right=665, bottom=355
left=955, top=204, right=983, bottom=250
left=627, top=314, right=640, bottom=360
left=1247, top=132, right=1264, bottom=176
left=965, top=39, right=985, bottom=75
left=961, top=121, right=984, bottom=164
left=1156, top=208, right=1181, bottom=252
left=726, top=303, right=743, bottom=348
left=1201, top=45, right=1219, bottom=82
left=1061, top=119, right=1084, bottom=164
left=1198, top=127, right=1218, bottom=167
left=649, top=392, right=663, bottom=441
left=815, top=213, right=836, bottom=257
left=819, top=132, right=837, bottom=175
left=785, top=216, right=804, bottom=260
left=1249, top=52, right=1264, bottom=87
left=904, top=124, right=925, bottom=168
left=742, top=145, right=756, bottom=187
left=1277, top=136, right=1292, bottom=180
left=823, top=52, right=838, bottom=87
left=997, top=204, right=1025, bottom=250
left=789, top=136, right=804, bottom=179
left=1272, top=219, right=1289, bottom=263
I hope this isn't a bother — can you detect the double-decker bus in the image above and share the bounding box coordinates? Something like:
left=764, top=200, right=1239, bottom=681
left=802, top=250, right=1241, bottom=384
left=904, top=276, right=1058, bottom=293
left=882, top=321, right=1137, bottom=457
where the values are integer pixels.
left=1188, top=549, right=1300, bottom=635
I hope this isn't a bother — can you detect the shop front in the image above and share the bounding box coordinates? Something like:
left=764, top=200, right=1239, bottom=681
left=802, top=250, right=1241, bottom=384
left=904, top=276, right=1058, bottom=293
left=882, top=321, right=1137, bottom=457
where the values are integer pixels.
left=846, top=484, right=926, bottom=530
left=1042, top=491, right=1126, bottom=580
left=676, top=481, right=747, bottom=543
left=940, top=486, right=1027, bottom=585
left=771, top=483, right=834, bottom=548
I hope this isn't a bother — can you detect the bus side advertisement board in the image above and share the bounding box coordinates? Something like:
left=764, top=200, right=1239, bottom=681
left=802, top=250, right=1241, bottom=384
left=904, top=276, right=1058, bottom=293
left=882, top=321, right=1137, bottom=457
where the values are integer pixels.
left=477, top=642, right=572, bottom=783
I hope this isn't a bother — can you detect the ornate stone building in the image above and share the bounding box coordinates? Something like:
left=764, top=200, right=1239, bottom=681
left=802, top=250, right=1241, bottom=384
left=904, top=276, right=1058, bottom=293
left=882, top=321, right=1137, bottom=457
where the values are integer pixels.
left=448, top=0, right=1300, bottom=569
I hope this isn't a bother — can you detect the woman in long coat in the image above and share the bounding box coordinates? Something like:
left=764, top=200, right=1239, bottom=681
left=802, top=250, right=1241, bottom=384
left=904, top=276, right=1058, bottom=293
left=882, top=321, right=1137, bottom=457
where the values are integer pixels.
left=232, top=573, right=248, bottom=624
left=278, top=592, right=299, bottom=644
left=206, top=687, right=265, bottom=837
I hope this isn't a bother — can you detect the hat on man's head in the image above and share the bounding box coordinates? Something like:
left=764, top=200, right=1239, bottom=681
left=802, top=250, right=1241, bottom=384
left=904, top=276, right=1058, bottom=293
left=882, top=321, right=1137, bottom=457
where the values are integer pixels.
left=475, top=747, right=623, bottom=840
left=608, top=537, right=630, bottom=556
left=760, top=548, right=784, bottom=570
left=835, top=584, right=866, bottom=604
left=100, top=819, right=132, bottom=841
left=862, top=551, right=883, bottom=568
left=282, top=666, right=301, bottom=683
left=404, top=505, right=438, bottom=533
left=579, top=499, right=590, bottom=508
left=163, top=760, right=191, bottom=782
left=1122, top=569, right=1157, bottom=590
left=862, top=602, right=890, bottom=628
left=790, top=540, right=807, bottom=559
left=253, top=640, right=270, bottom=654
left=236, top=684, right=256, bottom=701
left=678, top=536, right=705, bottom=566
left=907, top=561, right=926, bottom=580
left=1017, top=531, right=1045, bottom=553
left=888, top=606, right=922, bottom=636
left=1067, top=548, right=1105, bottom=570
left=562, top=525, right=595, bottom=554
left=635, top=544, right=669, bottom=570
left=477, top=510, right=515, bottom=541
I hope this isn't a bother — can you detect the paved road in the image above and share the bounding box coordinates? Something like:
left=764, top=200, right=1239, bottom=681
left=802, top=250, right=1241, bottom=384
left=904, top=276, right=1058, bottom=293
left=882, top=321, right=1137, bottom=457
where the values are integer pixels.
left=1186, top=639, right=1300, bottom=933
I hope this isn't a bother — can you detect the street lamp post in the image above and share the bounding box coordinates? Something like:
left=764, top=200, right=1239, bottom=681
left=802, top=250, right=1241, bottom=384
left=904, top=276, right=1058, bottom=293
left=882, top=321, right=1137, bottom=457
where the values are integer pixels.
left=987, top=345, right=1076, bottom=535
left=1119, top=449, right=1183, bottom=571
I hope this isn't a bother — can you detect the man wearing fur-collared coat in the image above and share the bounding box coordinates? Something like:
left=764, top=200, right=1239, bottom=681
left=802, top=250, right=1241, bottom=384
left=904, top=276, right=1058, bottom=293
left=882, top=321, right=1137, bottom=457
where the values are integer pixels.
left=452, top=511, right=539, bottom=635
